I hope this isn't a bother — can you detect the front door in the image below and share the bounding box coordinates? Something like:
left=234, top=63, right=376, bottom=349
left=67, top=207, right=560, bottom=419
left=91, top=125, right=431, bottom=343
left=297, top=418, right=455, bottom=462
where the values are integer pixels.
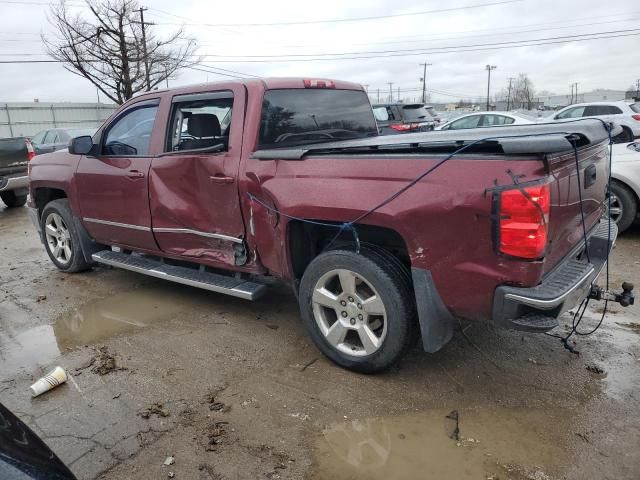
left=148, top=87, right=246, bottom=267
left=76, top=99, right=160, bottom=251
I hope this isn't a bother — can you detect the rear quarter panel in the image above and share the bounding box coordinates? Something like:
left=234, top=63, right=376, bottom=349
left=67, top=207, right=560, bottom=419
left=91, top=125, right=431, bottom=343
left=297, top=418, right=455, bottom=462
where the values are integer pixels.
left=243, top=154, right=548, bottom=321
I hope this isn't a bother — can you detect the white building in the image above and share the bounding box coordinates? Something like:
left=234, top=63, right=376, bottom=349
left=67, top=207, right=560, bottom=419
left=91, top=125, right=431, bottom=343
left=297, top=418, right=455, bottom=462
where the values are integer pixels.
left=538, top=89, right=627, bottom=109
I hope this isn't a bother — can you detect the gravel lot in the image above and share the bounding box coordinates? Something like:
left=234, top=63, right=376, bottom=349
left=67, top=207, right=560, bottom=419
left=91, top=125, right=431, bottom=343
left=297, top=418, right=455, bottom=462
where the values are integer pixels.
left=1, top=204, right=638, bottom=480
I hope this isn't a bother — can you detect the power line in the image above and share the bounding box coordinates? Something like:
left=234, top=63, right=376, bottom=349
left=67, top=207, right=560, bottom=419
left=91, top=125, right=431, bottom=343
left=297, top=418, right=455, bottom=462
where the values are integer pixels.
left=146, top=0, right=525, bottom=28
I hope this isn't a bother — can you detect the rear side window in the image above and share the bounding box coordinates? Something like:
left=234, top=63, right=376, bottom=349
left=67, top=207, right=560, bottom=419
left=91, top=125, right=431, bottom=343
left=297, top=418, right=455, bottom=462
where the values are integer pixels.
left=167, top=92, right=233, bottom=152
left=373, top=106, right=390, bottom=122
left=30, top=131, right=45, bottom=145
left=556, top=106, right=585, bottom=119
left=448, top=115, right=482, bottom=130
left=630, top=103, right=640, bottom=113
left=584, top=105, right=623, bottom=116
left=481, top=115, right=514, bottom=126
left=259, top=89, right=378, bottom=148
left=401, top=105, right=430, bottom=121
left=43, top=131, right=56, bottom=144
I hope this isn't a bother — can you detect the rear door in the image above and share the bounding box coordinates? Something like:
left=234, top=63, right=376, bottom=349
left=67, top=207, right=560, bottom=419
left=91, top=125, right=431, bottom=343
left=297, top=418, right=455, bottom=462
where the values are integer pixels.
left=76, top=98, right=160, bottom=250
left=148, top=86, right=246, bottom=267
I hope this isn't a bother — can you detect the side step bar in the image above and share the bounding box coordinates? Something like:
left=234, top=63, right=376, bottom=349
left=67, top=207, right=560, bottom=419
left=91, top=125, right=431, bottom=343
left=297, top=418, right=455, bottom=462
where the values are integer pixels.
left=92, top=250, right=268, bottom=301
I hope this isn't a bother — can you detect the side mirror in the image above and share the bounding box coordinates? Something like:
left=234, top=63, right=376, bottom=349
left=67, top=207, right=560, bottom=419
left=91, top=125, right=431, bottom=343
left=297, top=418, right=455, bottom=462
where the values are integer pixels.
left=68, top=136, right=94, bottom=155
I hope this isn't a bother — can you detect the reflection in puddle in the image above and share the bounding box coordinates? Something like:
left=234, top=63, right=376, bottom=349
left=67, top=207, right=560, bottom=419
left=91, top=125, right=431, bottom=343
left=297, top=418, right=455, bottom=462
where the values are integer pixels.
left=311, top=408, right=568, bottom=480
left=53, top=285, right=207, bottom=350
left=1, top=284, right=215, bottom=379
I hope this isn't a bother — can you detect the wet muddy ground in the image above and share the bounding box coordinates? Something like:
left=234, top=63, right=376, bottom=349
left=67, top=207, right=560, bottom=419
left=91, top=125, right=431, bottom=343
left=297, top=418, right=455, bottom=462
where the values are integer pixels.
left=1, top=205, right=639, bottom=480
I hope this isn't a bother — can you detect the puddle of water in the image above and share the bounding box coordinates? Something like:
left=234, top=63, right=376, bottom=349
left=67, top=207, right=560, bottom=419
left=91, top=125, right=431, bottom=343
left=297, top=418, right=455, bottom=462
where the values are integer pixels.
left=1, top=284, right=216, bottom=379
left=53, top=284, right=213, bottom=350
left=310, top=408, right=569, bottom=480
left=0, top=324, right=60, bottom=381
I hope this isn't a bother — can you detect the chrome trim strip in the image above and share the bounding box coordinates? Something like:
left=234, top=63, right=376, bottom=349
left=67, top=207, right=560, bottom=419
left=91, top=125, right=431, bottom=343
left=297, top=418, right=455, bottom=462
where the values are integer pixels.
left=504, top=266, right=596, bottom=309
left=83, top=217, right=151, bottom=232
left=152, top=227, right=242, bottom=244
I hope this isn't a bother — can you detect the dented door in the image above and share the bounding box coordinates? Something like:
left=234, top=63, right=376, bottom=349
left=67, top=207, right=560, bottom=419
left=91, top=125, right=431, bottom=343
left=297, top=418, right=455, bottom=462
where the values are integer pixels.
left=148, top=86, right=246, bottom=267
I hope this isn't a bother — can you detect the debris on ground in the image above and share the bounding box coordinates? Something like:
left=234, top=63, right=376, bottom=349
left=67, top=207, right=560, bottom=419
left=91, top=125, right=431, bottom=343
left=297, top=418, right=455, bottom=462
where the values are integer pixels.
left=528, top=357, right=537, bottom=365
left=446, top=410, right=460, bottom=441
left=246, top=445, right=294, bottom=472
left=164, top=456, right=175, bottom=466
left=265, top=323, right=279, bottom=330
left=201, top=421, right=229, bottom=452
left=90, top=346, right=127, bottom=375
left=36, top=295, right=47, bottom=302
left=29, top=366, right=67, bottom=397
left=585, top=363, right=605, bottom=374
left=241, top=396, right=260, bottom=408
left=616, top=322, right=640, bottom=333
left=139, top=403, right=170, bottom=419
left=168, top=472, right=175, bottom=478
left=73, top=357, right=96, bottom=374
left=204, top=386, right=230, bottom=413
left=300, top=358, right=317, bottom=372
left=288, top=412, right=310, bottom=421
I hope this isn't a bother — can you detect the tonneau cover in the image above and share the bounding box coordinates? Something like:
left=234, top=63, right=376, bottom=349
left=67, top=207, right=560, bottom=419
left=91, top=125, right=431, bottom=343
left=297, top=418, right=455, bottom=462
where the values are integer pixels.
left=253, top=119, right=621, bottom=160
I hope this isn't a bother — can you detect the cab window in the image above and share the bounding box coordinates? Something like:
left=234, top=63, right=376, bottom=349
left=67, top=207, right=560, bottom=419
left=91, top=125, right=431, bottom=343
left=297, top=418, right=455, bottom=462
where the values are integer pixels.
left=448, top=115, right=482, bottom=130
left=103, top=104, right=158, bottom=156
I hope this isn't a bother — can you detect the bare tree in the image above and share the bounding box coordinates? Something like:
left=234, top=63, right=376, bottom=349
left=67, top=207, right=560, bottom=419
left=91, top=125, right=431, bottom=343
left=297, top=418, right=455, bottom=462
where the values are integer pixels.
left=511, top=73, right=536, bottom=110
left=44, top=0, right=199, bottom=104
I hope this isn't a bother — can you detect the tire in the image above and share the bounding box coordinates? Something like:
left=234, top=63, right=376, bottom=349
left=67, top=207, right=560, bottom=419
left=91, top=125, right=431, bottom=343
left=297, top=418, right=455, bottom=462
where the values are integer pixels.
left=40, top=199, right=91, bottom=272
left=609, top=181, right=637, bottom=234
left=0, top=190, right=27, bottom=208
left=298, top=246, right=418, bottom=373
left=612, top=127, right=633, bottom=144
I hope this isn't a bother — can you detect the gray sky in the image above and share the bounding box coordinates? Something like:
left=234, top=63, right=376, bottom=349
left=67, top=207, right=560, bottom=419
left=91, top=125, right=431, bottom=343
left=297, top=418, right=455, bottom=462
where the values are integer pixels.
left=0, top=0, right=638, bottom=104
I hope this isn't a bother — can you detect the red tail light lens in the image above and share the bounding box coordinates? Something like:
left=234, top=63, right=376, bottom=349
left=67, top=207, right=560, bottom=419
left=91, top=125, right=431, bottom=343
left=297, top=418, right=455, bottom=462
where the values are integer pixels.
left=390, top=123, right=420, bottom=132
left=632, top=114, right=640, bottom=121
left=498, top=184, right=550, bottom=259
left=25, top=139, right=36, bottom=161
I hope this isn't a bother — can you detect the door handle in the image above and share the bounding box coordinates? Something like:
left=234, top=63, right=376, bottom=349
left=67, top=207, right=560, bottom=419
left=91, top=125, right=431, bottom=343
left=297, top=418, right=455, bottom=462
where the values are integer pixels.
left=127, top=170, right=145, bottom=178
left=210, top=175, right=234, bottom=184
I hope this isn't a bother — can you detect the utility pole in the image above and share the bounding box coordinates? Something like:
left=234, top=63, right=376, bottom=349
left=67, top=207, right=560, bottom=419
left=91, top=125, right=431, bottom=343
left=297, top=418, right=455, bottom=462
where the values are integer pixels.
left=506, top=76, right=515, bottom=111
left=485, top=65, right=496, bottom=111
left=388, top=82, right=394, bottom=102
left=138, top=7, right=151, bottom=91
left=636, top=79, right=640, bottom=101
left=569, top=83, right=574, bottom=104
left=397, top=86, right=400, bottom=103
left=377, top=88, right=380, bottom=103
left=574, top=82, right=579, bottom=104
left=419, top=61, right=432, bottom=104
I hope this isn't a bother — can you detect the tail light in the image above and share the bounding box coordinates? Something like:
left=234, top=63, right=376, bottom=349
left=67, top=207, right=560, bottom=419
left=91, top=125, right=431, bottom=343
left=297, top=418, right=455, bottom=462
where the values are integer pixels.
left=390, top=123, right=420, bottom=132
left=497, top=184, right=550, bottom=259
left=25, top=138, right=36, bottom=161
left=303, top=79, right=335, bottom=89
left=632, top=114, right=640, bottom=121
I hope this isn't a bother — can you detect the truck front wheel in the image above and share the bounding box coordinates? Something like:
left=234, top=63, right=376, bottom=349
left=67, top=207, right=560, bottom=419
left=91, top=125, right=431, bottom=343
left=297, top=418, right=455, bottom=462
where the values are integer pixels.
left=41, top=199, right=91, bottom=273
left=298, top=247, right=417, bottom=373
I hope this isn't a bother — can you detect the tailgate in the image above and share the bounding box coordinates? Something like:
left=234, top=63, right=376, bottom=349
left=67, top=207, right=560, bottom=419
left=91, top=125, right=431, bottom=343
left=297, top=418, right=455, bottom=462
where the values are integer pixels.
left=0, top=137, right=28, bottom=176
left=544, top=140, right=610, bottom=273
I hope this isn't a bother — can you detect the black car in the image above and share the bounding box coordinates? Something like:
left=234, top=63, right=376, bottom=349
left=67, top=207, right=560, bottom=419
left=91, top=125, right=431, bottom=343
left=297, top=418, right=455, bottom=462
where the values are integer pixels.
left=0, top=403, right=76, bottom=479
left=372, top=103, right=436, bottom=135
left=29, top=128, right=96, bottom=155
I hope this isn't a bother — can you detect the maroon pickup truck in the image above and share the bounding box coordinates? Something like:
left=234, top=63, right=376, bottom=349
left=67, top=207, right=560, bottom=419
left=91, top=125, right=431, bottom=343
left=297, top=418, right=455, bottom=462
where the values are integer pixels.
left=28, top=78, right=620, bottom=372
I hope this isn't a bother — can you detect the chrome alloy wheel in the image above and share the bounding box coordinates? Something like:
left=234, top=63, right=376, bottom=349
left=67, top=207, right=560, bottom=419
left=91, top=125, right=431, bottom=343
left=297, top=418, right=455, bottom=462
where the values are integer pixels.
left=609, top=193, right=623, bottom=224
left=311, top=269, right=388, bottom=357
left=44, top=212, right=72, bottom=266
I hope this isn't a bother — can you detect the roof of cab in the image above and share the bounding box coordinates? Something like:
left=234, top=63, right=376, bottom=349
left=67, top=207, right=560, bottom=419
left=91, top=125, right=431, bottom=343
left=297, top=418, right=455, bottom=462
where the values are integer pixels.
left=131, top=77, right=364, bottom=103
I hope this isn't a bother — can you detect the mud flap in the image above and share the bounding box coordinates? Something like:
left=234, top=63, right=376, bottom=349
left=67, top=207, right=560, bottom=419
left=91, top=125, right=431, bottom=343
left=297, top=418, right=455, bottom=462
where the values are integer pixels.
left=411, top=268, right=454, bottom=353
left=71, top=216, right=106, bottom=264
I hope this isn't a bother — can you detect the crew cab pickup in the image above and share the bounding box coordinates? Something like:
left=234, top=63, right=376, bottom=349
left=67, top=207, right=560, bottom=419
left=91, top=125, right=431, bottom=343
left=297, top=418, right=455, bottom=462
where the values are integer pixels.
left=0, top=137, right=34, bottom=208
left=28, top=78, right=619, bottom=373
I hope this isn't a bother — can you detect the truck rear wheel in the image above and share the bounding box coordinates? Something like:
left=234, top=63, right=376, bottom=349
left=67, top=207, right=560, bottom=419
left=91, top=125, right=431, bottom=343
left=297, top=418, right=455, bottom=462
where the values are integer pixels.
left=609, top=181, right=637, bottom=233
left=1, top=191, right=27, bottom=208
left=41, top=199, right=91, bottom=273
left=298, top=246, right=417, bottom=373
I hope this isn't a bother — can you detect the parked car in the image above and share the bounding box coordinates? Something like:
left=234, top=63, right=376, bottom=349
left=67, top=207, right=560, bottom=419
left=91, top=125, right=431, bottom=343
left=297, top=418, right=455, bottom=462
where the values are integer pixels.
left=0, top=136, right=34, bottom=208
left=424, top=105, right=442, bottom=125
left=547, top=101, right=640, bottom=143
left=372, top=103, right=436, bottom=134
left=0, top=402, right=76, bottom=479
left=30, top=127, right=97, bottom=155
left=437, top=112, right=534, bottom=130
left=29, top=78, right=622, bottom=373
left=610, top=142, right=640, bottom=233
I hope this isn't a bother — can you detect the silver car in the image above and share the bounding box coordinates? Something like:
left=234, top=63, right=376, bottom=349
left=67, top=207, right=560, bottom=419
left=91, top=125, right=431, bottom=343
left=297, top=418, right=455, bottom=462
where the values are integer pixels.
left=610, top=142, right=640, bottom=233
left=436, top=112, right=534, bottom=130
left=547, top=101, right=640, bottom=143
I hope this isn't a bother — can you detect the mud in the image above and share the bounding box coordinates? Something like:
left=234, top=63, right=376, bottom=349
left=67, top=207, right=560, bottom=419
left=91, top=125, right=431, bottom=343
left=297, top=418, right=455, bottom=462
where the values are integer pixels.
left=0, top=205, right=639, bottom=480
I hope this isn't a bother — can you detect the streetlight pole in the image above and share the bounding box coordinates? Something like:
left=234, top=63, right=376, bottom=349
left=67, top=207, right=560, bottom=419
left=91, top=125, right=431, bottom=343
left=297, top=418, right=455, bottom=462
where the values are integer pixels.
left=485, top=65, right=496, bottom=111
left=388, top=82, right=394, bottom=102
left=420, top=61, right=432, bottom=104
left=506, top=76, right=515, bottom=111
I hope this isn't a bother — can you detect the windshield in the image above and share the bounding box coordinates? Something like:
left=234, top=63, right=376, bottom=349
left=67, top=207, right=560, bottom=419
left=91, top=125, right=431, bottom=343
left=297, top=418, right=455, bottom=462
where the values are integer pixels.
left=259, top=89, right=378, bottom=148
